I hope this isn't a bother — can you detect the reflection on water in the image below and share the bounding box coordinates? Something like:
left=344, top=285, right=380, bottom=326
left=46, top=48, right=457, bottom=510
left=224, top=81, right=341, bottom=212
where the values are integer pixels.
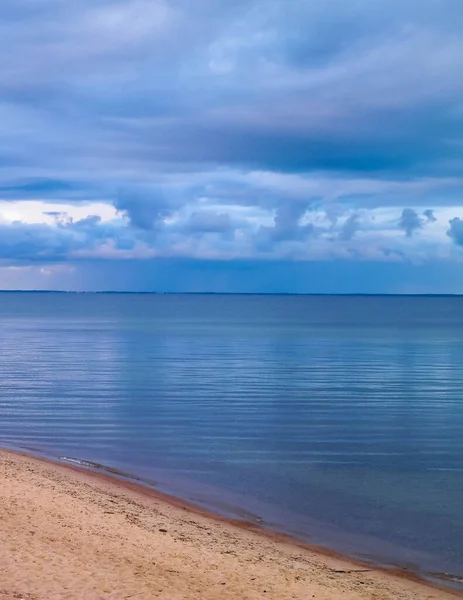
left=1, top=293, right=463, bottom=580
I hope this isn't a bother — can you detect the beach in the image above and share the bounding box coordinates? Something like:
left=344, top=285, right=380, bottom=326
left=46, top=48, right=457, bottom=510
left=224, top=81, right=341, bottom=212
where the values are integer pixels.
left=0, top=449, right=460, bottom=600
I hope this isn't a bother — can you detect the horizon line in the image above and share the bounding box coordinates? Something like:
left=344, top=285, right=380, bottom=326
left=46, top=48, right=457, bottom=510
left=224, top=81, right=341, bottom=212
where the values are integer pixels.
left=0, top=290, right=463, bottom=297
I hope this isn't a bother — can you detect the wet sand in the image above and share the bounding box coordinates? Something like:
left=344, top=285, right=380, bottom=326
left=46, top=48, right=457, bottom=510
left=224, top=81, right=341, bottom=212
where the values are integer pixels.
left=0, top=449, right=461, bottom=600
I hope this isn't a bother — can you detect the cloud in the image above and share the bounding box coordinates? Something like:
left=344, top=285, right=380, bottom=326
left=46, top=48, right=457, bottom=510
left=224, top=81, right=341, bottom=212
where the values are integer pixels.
left=339, top=214, right=360, bottom=241
left=398, top=207, right=440, bottom=237
left=0, top=200, right=456, bottom=271
left=447, top=217, right=463, bottom=245
left=1, top=1, right=462, bottom=180
left=114, top=188, right=178, bottom=230
left=256, top=202, right=316, bottom=252
left=0, top=216, right=132, bottom=262
left=0, top=0, right=462, bottom=290
left=185, top=211, right=233, bottom=234
left=270, top=203, right=313, bottom=241
left=423, top=209, right=437, bottom=222
left=399, top=208, right=424, bottom=237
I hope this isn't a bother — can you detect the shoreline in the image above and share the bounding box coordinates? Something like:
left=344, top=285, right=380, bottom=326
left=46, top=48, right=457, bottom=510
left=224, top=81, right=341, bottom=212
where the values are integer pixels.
left=12, top=446, right=463, bottom=590
left=1, top=447, right=462, bottom=599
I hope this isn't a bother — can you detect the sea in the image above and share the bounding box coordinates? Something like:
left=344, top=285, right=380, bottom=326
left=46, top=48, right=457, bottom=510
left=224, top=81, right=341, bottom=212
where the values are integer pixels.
left=0, top=292, right=462, bottom=586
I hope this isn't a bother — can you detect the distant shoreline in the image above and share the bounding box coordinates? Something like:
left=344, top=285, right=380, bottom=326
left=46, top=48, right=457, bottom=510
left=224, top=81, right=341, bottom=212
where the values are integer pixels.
left=1, top=447, right=461, bottom=599
left=1, top=290, right=463, bottom=296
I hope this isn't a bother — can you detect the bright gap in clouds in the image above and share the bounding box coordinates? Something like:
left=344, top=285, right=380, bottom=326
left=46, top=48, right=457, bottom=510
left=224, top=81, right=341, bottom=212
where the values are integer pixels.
left=0, top=202, right=118, bottom=225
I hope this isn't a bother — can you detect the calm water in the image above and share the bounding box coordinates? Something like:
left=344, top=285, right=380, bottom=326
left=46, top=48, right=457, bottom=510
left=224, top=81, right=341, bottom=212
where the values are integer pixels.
left=1, top=293, right=463, bottom=583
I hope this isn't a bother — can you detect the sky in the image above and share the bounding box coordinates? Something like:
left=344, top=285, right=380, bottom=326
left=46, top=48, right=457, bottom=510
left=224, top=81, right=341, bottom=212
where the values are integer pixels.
left=1, top=0, right=463, bottom=293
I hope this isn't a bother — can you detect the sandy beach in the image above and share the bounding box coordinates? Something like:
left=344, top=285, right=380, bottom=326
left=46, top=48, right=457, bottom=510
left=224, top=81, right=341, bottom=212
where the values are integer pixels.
left=0, top=449, right=461, bottom=600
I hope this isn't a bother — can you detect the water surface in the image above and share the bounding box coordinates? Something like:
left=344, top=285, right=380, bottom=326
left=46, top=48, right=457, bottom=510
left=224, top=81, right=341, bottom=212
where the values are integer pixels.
left=1, top=293, right=462, bottom=583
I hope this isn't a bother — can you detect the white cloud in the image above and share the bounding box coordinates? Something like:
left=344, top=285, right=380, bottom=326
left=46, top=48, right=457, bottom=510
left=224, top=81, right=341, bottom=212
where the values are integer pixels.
left=0, top=201, right=117, bottom=225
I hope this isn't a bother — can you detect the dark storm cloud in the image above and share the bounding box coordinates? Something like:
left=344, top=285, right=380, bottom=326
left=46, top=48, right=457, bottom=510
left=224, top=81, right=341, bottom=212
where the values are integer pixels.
left=423, top=209, right=437, bottom=223
left=399, top=208, right=424, bottom=237
left=398, top=208, right=439, bottom=237
left=447, top=217, right=463, bottom=246
left=256, top=202, right=317, bottom=253
left=270, top=203, right=312, bottom=241
left=339, top=214, right=360, bottom=241
left=114, top=188, right=179, bottom=231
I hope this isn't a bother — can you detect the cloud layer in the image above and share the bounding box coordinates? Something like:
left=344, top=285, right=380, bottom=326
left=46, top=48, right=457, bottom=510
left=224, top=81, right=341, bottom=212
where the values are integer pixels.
left=0, top=0, right=462, bottom=290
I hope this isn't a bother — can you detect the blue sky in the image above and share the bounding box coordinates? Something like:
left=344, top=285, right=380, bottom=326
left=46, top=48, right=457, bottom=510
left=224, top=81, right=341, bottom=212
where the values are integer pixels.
left=1, top=0, right=462, bottom=292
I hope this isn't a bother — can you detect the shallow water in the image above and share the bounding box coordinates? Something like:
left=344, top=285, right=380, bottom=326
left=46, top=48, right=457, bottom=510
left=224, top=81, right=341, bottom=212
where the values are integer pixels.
left=1, top=292, right=462, bottom=582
